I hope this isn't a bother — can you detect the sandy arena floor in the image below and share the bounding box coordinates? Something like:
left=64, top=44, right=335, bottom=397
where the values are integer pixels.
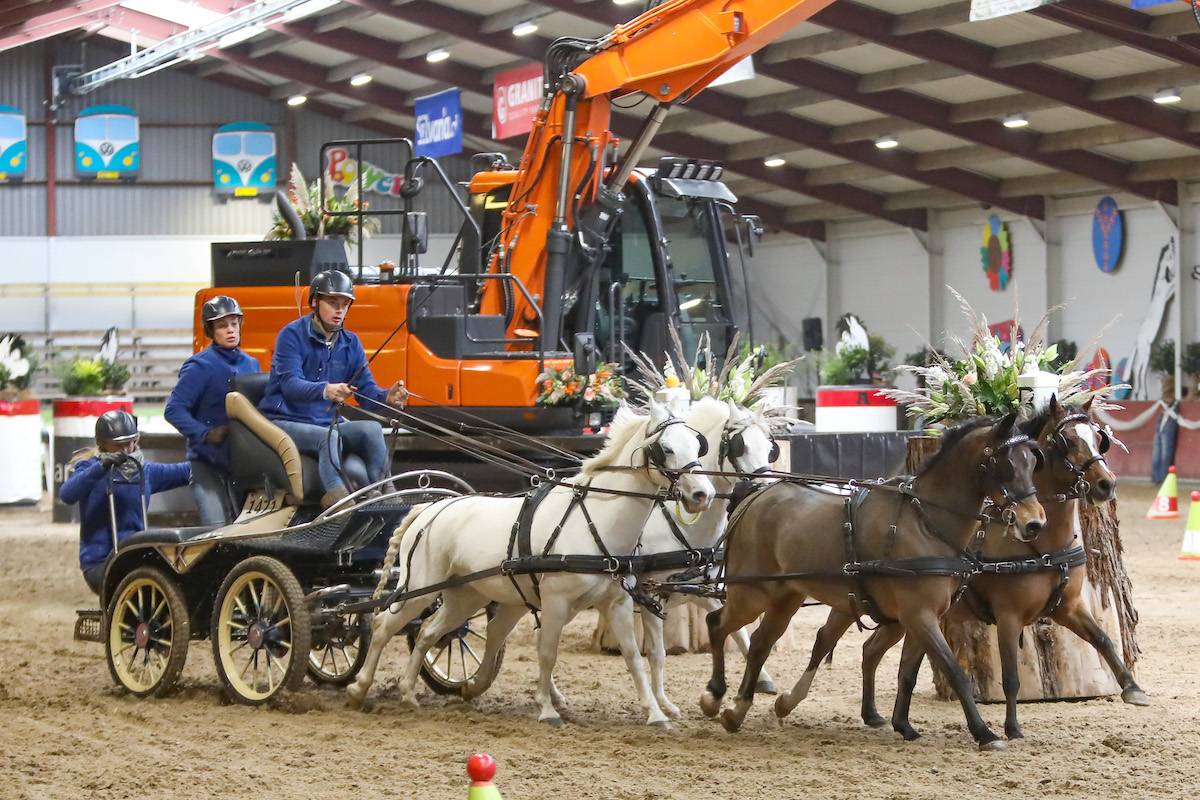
left=1, top=482, right=1197, bottom=799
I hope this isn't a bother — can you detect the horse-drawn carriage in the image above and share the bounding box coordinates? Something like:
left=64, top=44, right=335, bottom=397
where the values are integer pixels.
left=73, top=373, right=488, bottom=704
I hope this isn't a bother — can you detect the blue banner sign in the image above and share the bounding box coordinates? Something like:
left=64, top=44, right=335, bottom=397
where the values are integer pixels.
left=414, top=88, right=462, bottom=158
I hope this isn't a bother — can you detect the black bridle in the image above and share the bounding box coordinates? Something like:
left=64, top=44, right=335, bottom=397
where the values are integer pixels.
left=719, top=423, right=780, bottom=476
left=975, top=432, right=1042, bottom=537
left=641, top=416, right=709, bottom=487
left=1047, top=413, right=1111, bottom=499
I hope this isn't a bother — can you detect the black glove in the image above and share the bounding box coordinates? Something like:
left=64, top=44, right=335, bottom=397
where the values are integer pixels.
left=98, top=451, right=125, bottom=468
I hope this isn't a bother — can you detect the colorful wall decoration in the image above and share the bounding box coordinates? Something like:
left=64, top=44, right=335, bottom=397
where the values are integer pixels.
left=1092, top=195, right=1124, bottom=273
left=980, top=214, right=1012, bottom=291
left=987, top=319, right=1024, bottom=352
left=212, top=122, right=276, bottom=197
left=0, top=105, right=27, bottom=183
left=74, top=104, right=139, bottom=180
left=325, top=146, right=406, bottom=197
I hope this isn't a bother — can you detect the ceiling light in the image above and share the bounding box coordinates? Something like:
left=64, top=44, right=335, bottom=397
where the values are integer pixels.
left=1154, top=87, right=1182, bottom=105
left=763, top=156, right=786, bottom=168
left=874, top=134, right=899, bottom=150
left=349, top=72, right=372, bottom=86
left=512, top=20, right=539, bottom=37
left=426, top=48, right=450, bottom=63
left=287, top=94, right=307, bottom=106
left=1002, top=113, right=1029, bottom=129
left=216, top=24, right=264, bottom=49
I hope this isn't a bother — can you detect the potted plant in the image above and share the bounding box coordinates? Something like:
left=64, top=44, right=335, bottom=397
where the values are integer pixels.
left=815, top=315, right=898, bottom=432
left=50, top=329, right=134, bottom=522
left=0, top=335, right=42, bottom=504
left=739, top=340, right=799, bottom=410
left=1182, top=342, right=1200, bottom=398
left=1149, top=338, right=1175, bottom=401
left=266, top=164, right=380, bottom=242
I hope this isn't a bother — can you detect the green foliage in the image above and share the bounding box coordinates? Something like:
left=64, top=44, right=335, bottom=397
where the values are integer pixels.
left=1183, top=343, right=1200, bottom=377
left=1048, top=339, right=1077, bottom=372
left=100, top=360, right=130, bottom=392
left=867, top=334, right=894, bottom=377
left=820, top=345, right=868, bottom=384
left=738, top=341, right=793, bottom=373
left=266, top=164, right=380, bottom=241
left=1149, top=339, right=1175, bottom=374
left=57, top=357, right=129, bottom=396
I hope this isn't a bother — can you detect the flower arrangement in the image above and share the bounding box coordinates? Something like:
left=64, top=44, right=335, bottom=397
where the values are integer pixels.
left=266, top=164, right=380, bottom=240
left=0, top=335, right=35, bottom=397
left=820, top=335, right=894, bottom=384
left=881, top=287, right=1121, bottom=426
left=57, top=358, right=129, bottom=396
left=536, top=363, right=624, bottom=408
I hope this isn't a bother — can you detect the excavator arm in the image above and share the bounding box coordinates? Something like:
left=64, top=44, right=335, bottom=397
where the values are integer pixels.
left=477, top=0, right=837, bottom=359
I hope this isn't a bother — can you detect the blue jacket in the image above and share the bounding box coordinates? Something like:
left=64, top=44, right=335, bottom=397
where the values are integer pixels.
left=258, top=315, right=388, bottom=426
left=60, top=458, right=192, bottom=570
left=164, top=344, right=260, bottom=466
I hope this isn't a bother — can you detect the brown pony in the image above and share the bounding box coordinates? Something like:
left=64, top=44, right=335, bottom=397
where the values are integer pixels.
left=702, top=413, right=1047, bottom=751
left=783, top=396, right=1148, bottom=742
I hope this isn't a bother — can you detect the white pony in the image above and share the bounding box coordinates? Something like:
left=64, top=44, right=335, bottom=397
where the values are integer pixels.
left=347, top=400, right=715, bottom=726
left=631, top=397, right=780, bottom=719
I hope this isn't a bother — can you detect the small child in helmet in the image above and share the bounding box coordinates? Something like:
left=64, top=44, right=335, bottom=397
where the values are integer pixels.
left=60, top=410, right=191, bottom=594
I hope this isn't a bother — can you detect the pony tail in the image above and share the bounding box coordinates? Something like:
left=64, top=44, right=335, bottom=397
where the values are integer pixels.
left=371, top=504, right=426, bottom=600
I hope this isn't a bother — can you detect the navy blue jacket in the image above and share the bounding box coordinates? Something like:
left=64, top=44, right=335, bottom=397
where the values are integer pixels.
left=60, top=458, right=192, bottom=570
left=258, top=315, right=388, bottom=425
left=164, top=344, right=260, bottom=466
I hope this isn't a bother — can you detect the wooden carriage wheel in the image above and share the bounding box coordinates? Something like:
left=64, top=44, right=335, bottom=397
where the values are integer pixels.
left=105, top=566, right=190, bottom=698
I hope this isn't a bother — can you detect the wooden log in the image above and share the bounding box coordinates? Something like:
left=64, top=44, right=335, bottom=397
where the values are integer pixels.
left=904, top=436, right=1139, bottom=702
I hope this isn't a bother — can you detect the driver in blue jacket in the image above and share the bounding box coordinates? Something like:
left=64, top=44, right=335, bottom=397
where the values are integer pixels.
left=60, top=411, right=191, bottom=594
left=164, top=295, right=260, bottom=525
left=258, top=270, right=406, bottom=509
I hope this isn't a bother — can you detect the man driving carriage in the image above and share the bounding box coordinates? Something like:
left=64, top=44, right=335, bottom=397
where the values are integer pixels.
left=164, top=295, right=260, bottom=525
left=258, top=270, right=407, bottom=509
left=60, top=411, right=191, bottom=593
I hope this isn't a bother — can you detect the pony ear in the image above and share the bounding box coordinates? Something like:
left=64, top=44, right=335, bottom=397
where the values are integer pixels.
left=1048, top=393, right=1060, bottom=414
left=1082, top=396, right=1094, bottom=412
left=648, top=399, right=670, bottom=426
left=992, top=412, right=1017, bottom=441
left=1023, top=412, right=1049, bottom=440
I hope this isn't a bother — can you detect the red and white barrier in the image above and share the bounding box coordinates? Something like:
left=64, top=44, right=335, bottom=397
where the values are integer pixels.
left=0, top=398, right=42, bottom=504
left=52, top=397, right=134, bottom=522
left=815, top=385, right=898, bottom=433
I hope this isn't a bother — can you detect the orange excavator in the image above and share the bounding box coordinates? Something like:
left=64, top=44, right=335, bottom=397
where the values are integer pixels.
left=199, top=0, right=835, bottom=431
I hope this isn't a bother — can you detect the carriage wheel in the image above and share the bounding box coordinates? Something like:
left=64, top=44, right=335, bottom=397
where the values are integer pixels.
left=105, top=566, right=190, bottom=698
left=407, top=604, right=503, bottom=696
left=211, top=556, right=311, bottom=705
left=307, top=611, right=371, bottom=687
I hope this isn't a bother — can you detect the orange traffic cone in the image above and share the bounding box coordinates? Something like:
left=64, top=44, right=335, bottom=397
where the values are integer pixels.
left=467, top=753, right=502, bottom=800
left=1180, top=491, right=1200, bottom=561
left=1147, top=466, right=1180, bottom=520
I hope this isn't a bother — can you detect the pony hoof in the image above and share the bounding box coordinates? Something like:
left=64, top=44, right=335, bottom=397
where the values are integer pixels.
left=662, top=703, right=683, bottom=720
left=540, top=715, right=564, bottom=728
left=1122, top=687, right=1150, bottom=706
left=894, top=725, right=921, bottom=742
left=773, top=695, right=794, bottom=719
left=649, top=719, right=672, bottom=730
left=863, top=714, right=887, bottom=728
left=1005, top=728, right=1024, bottom=741
left=719, top=709, right=743, bottom=733
left=699, top=691, right=722, bottom=718
left=345, top=685, right=366, bottom=710
left=979, top=738, right=1007, bottom=752
left=755, top=677, right=778, bottom=695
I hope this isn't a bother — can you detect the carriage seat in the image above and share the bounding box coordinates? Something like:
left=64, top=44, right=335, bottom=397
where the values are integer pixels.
left=119, top=526, right=215, bottom=549
left=225, top=372, right=368, bottom=505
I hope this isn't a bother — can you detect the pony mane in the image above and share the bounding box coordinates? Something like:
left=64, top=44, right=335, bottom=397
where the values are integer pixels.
left=918, top=416, right=995, bottom=476
left=580, top=404, right=649, bottom=476
left=688, top=396, right=730, bottom=434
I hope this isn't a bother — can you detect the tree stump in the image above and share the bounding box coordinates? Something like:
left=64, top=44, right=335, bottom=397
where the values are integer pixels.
left=905, top=435, right=1140, bottom=702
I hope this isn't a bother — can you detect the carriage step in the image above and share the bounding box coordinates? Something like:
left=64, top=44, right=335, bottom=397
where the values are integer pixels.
left=74, top=609, right=103, bottom=643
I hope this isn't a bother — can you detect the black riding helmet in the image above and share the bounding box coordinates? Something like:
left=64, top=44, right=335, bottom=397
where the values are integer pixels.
left=95, top=410, right=138, bottom=444
left=201, top=295, right=243, bottom=338
left=309, top=269, right=355, bottom=308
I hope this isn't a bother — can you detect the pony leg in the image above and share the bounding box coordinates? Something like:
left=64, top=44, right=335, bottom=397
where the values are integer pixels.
left=1050, top=601, right=1148, bottom=706
left=606, top=592, right=670, bottom=727
left=776, top=608, right=855, bottom=720
left=701, top=591, right=763, bottom=718
left=994, top=611, right=1025, bottom=739
left=397, top=590, right=485, bottom=709
left=641, top=605, right=682, bottom=720
left=890, top=632, right=926, bottom=742
left=720, top=597, right=802, bottom=733
left=534, top=594, right=570, bottom=726
left=346, top=598, right=430, bottom=709
left=461, top=603, right=526, bottom=701
left=860, top=622, right=905, bottom=728
left=901, top=612, right=1005, bottom=751
left=693, top=595, right=776, bottom=694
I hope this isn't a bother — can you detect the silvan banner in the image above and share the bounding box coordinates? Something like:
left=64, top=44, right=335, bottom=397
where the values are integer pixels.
left=414, top=87, right=462, bottom=158
left=492, top=62, right=542, bottom=140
